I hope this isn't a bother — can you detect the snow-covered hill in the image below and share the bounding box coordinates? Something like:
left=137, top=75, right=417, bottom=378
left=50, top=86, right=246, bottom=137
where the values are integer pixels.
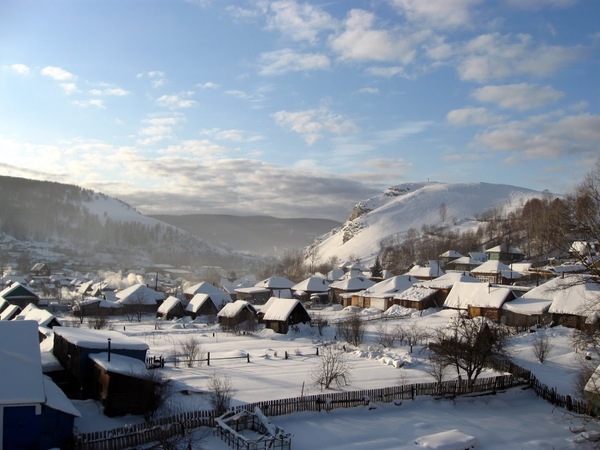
left=311, top=182, right=543, bottom=264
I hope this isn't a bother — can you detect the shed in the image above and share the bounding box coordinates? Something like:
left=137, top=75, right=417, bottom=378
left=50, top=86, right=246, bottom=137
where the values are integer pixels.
left=89, top=352, right=158, bottom=417
left=260, top=298, right=311, bottom=334
left=156, top=295, right=185, bottom=320
left=185, top=293, right=221, bottom=319
left=217, top=300, right=257, bottom=332
left=52, top=327, right=149, bottom=399
left=0, top=282, right=39, bottom=308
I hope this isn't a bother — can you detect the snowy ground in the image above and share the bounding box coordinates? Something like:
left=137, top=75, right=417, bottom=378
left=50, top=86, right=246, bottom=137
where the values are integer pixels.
left=59, top=306, right=599, bottom=448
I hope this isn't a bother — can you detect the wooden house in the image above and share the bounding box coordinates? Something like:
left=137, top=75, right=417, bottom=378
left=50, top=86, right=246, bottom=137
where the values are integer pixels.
left=438, top=250, right=464, bottom=266
left=354, top=275, right=416, bottom=310
left=217, top=300, right=258, bottom=332
left=185, top=293, right=221, bottom=319
left=291, top=276, right=330, bottom=302
left=471, top=260, right=522, bottom=284
left=445, top=256, right=484, bottom=273
left=404, top=261, right=444, bottom=281
left=417, top=272, right=480, bottom=303
left=234, top=286, right=272, bottom=305
left=502, top=296, right=552, bottom=329
left=329, top=275, right=375, bottom=306
left=254, top=276, right=294, bottom=299
left=0, top=282, right=39, bottom=308
left=444, top=281, right=516, bottom=322
left=0, top=320, right=80, bottom=450
left=394, top=286, right=441, bottom=310
left=0, top=297, right=8, bottom=314
left=89, top=353, right=158, bottom=417
left=485, top=245, right=525, bottom=264
left=30, top=262, right=51, bottom=277
left=0, top=304, right=21, bottom=321
left=183, top=281, right=232, bottom=304
left=17, top=303, right=62, bottom=328
left=156, top=295, right=185, bottom=320
left=260, top=298, right=311, bottom=334
left=546, top=275, right=600, bottom=329
left=52, top=327, right=149, bottom=399
left=115, top=283, right=166, bottom=314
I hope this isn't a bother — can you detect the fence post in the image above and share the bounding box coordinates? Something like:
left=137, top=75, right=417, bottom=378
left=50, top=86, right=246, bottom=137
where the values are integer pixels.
left=207, top=352, right=210, bottom=366
left=247, top=353, right=250, bottom=363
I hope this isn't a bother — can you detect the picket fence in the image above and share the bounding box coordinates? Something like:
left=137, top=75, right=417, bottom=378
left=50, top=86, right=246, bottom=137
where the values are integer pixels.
left=74, top=371, right=528, bottom=450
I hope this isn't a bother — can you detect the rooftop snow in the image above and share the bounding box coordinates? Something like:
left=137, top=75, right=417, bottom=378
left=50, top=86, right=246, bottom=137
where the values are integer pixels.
left=262, top=298, right=304, bottom=321
left=53, top=327, right=149, bottom=350
left=444, top=281, right=514, bottom=309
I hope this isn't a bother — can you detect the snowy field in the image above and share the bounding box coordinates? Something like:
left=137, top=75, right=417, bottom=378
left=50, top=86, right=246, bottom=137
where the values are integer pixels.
left=62, top=306, right=600, bottom=448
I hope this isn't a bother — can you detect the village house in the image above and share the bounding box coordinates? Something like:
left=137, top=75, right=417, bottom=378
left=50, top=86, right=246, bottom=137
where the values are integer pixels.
left=235, top=286, right=272, bottom=305
left=444, top=281, right=517, bottom=322
left=0, top=281, right=40, bottom=308
left=353, top=275, right=416, bottom=310
left=0, top=320, right=80, bottom=450
left=156, top=295, right=186, bottom=320
left=30, top=262, right=51, bottom=277
left=260, top=297, right=311, bottom=334
left=291, top=276, right=330, bottom=302
left=183, top=281, right=232, bottom=304
left=404, top=261, right=445, bottom=281
left=0, top=303, right=21, bottom=321
left=438, top=250, right=464, bottom=266
left=471, top=260, right=523, bottom=284
left=485, top=244, right=525, bottom=264
left=217, top=300, right=258, bottom=332
left=17, top=303, right=62, bottom=330
left=185, top=293, right=221, bottom=320
left=329, top=275, right=375, bottom=306
left=114, top=283, right=166, bottom=315
left=393, top=286, right=441, bottom=311
left=444, top=256, right=484, bottom=273
left=417, top=272, right=480, bottom=303
left=546, top=275, right=600, bottom=329
left=254, top=276, right=295, bottom=299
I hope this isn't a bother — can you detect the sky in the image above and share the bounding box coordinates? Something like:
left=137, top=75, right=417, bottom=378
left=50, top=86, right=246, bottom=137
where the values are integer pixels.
left=0, top=0, right=599, bottom=221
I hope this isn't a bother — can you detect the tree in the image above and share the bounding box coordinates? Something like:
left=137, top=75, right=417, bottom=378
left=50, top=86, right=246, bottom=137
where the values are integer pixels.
left=336, top=313, right=365, bottom=347
left=208, top=372, right=235, bottom=417
left=429, top=316, right=510, bottom=388
left=532, top=331, right=553, bottom=363
left=311, top=346, right=351, bottom=390
left=181, top=336, right=204, bottom=368
left=370, top=257, right=383, bottom=279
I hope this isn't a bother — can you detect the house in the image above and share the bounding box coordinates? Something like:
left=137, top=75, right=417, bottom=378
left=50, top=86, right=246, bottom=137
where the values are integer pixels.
left=156, top=295, right=185, bottom=320
left=0, top=282, right=40, bottom=308
left=404, top=261, right=444, bottom=281
left=291, top=276, right=330, bottom=302
left=114, top=283, right=166, bottom=314
left=393, top=286, right=441, bottom=310
left=30, top=262, right=51, bottom=277
left=16, top=303, right=62, bottom=329
left=444, top=281, right=516, bottom=322
left=185, top=293, right=221, bottom=319
left=438, top=250, right=464, bottom=266
left=52, top=327, right=149, bottom=399
left=235, top=286, right=272, bottom=305
left=89, top=352, right=158, bottom=417
left=502, top=296, right=552, bottom=329
left=254, top=277, right=295, bottom=299
left=485, top=244, right=525, bottom=264
left=471, top=260, right=522, bottom=284
left=547, top=275, right=600, bottom=329
left=217, top=300, right=258, bottom=332
left=0, top=297, right=8, bottom=314
left=0, top=320, right=80, bottom=450
left=445, top=256, right=484, bottom=273
left=354, top=275, right=416, bottom=310
left=260, top=298, right=311, bottom=334
left=183, top=281, right=233, bottom=305
left=329, top=275, right=376, bottom=306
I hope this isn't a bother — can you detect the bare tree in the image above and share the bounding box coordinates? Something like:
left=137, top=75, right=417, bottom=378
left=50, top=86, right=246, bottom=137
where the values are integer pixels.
left=532, top=331, right=553, bottom=363
left=427, top=353, right=451, bottom=391
left=429, top=316, right=510, bottom=388
left=406, top=325, right=430, bottom=354
left=375, top=323, right=404, bottom=348
left=336, top=313, right=365, bottom=347
left=312, top=313, right=327, bottom=336
left=181, top=336, right=204, bottom=368
left=208, top=372, right=235, bottom=417
left=123, top=293, right=148, bottom=323
left=311, top=346, right=352, bottom=390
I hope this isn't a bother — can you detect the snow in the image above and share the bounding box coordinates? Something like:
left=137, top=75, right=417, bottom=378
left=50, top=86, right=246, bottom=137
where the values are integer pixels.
left=115, top=283, right=165, bottom=305
left=261, top=298, right=304, bottom=321
left=89, top=352, right=151, bottom=378
left=43, top=375, right=81, bottom=417
left=414, top=429, right=477, bottom=449
left=471, top=260, right=522, bottom=279
left=255, top=276, right=295, bottom=289
left=53, top=327, right=149, bottom=351
left=157, top=295, right=181, bottom=314
left=292, top=276, right=330, bottom=292
left=444, top=281, right=514, bottom=309
left=217, top=300, right=255, bottom=318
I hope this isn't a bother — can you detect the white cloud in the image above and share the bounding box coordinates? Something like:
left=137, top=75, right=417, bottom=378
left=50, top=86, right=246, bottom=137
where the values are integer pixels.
left=156, top=92, right=196, bottom=109
left=200, top=128, right=263, bottom=143
left=272, top=107, right=358, bottom=145
left=89, top=87, right=130, bottom=96
left=138, top=70, right=167, bottom=88
left=457, top=33, right=583, bottom=82
left=73, top=99, right=104, bottom=109
left=259, top=49, right=330, bottom=75
left=265, top=0, right=336, bottom=43
left=41, top=66, right=75, bottom=81
left=473, top=113, right=600, bottom=159
left=505, top=0, right=576, bottom=10
left=329, top=9, right=426, bottom=64
left=472, top=83, right=563, bottom=110
left=10, top=64, right=30, bottom=75
left=391, top=0, right=483, bottom=29
left=138, top=116, right=181, bottom=145
left=446, top=107, right=504, bottom=126
left=366, top=66, right=409, bottom=78
left=199, top=81, right=219, bottom=89
left=356, top=87, right=380, bottom=95
left=60, top=82, right=79, bottom=95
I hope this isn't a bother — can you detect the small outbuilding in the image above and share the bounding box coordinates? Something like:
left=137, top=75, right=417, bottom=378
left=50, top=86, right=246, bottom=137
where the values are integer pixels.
left=217, top=300, right=257, bottom=332
left=156, top=295, right=185, bottom=320
left=260, top=298, right=311, bottom=334
left=185, top=293, right=221, bottom=319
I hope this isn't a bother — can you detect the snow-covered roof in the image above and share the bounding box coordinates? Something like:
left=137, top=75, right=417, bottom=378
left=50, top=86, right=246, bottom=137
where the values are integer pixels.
left=292, top=276, right=330, bottom=292
left=330, top=275, right=375, bottom=291
left=0, top=281, right=38, bottom=299
left=183, top=281, right=224, bottom=296
left=217, top=300, right=256, bottom=318
left=186, top=293, right=219, bottom=313
left=418, top=272, right=479, bottom=289
left=361, top=275, right=416, bottom=296
left=157, top=295, right=182, bottom=314
left=235, top=286, right=271, bottom=294
left=446, top=256, right=482, bottom=267
left=327, top=268, right=345, bottom=281
left=502, top=296, right=552, bottom=316
left=547, top=277, right=600, bottom=316
left=486, top=245, right=524, bottom=254
left=115, top=283, right=165, bottom=305
left=16, top=303, right=61, bottom=327
left=471, top=260, right=522, bottom=279
left=394, top=286, right=437, bottom=302
left=255, top=276, right=294, bottom=289
left=444, top=281, right=514, bottom=309
left=89, top=352, right=152, bottom=379
left=0, top=304, right=20, bottom=320
left=262, top=298, right=305, bottom=321
left=0, top=320, right=45, bottom=405
left=439, top=250, right=464, bottom=258
left=405, top=262, right=445, bottom=278
left=53, top=327, right=149, bottom=351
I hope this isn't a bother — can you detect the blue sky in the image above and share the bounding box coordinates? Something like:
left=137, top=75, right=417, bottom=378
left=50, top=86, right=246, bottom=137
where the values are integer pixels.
left=0, top=0, right=598, bottom=221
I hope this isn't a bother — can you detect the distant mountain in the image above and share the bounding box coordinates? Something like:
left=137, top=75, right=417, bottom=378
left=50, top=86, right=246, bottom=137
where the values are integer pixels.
left=0, top=176, right=256, bottom=272
left=310, top=182, right=543, bottom=265
left=150, top=214, right=341, bottom=258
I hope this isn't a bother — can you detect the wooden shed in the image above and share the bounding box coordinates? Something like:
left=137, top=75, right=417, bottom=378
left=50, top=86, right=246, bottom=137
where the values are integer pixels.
left=89, top=353, right=158, bottom=417
left=185, top=293, right=221, bottom=319
left=217, top=300, right=257, bottom=332
left=444, top=281, right=516, bottom=322
left=156, top=295, right=185, bottom=320
left=260, top=298, right=311, bottom=334
left=394, top=286, right=441, bottom=310
left=52, top=327, right=149, bottom=399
